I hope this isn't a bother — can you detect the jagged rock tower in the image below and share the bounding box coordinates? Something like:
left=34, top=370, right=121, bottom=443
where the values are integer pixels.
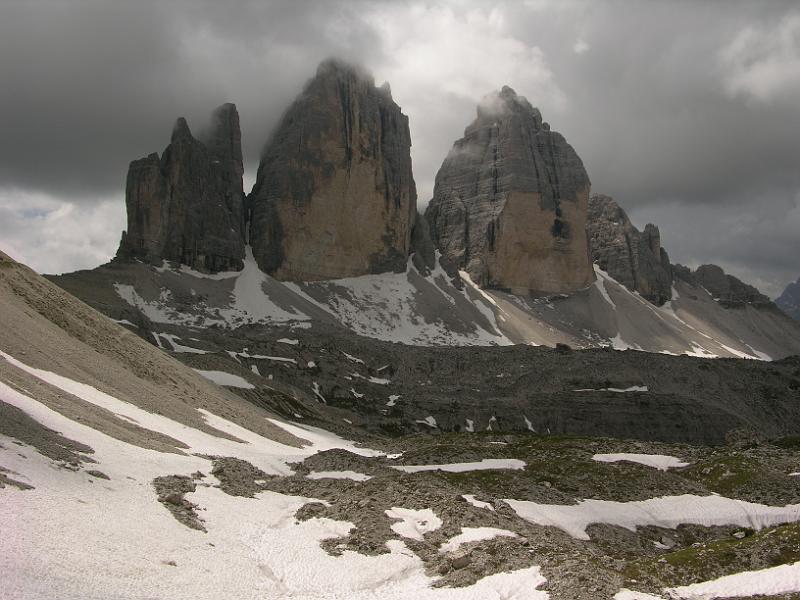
left=116, top=103, right=246, bottom=272
left=425, top=87, right=594, bottom=296
left=249, top=59, right=418, bottom=280
left=587, top=194, right=673, bottom=305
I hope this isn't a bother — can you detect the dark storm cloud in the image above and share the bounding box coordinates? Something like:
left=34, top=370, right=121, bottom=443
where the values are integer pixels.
left=0, top=0, right=383, bottom=197
left=1, top=0, right=798, bottom=295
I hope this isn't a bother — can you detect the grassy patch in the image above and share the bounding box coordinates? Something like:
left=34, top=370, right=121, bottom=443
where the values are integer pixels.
left=624, top=522, right=800, bottom=587
left=682, top=455, right=759, bottom=495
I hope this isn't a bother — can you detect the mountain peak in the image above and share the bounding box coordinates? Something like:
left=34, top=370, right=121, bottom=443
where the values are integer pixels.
left=171, top=116, right=193, bottom=143
left=314, top=57, right=374, bottom=85
left=248, top=59, right=417, bottom=281
left=476, top=86, right=541, bottom=126
left=426, top=88, right=592, bottom=295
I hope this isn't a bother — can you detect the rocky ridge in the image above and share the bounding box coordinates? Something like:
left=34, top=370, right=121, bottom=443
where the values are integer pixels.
left=587, top=194, right=673, bottom=305
left=249, top=59, right=424, bottom=281
left=777, top=277, right=800, bottom=320
left=116, top=103, right=247, bottom=273
left=674, top=264, right=771, bottom=307
left=425, top=86, right=594, bottom=296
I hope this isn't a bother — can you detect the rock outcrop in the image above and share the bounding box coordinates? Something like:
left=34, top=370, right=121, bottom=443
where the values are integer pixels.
left=249, top=59, right=418, bottom=281
left=776, top=277, right=800, bottom=320
left=425, top=86, right=594, bottom=296
left=116, top=103, right=246, bottom=272
left=587, top=194, right=673, bottom=305
left=674, top=264, right=770, bottom=306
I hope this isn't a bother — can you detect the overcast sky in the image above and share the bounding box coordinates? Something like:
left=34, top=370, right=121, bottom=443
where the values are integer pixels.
left=1, top=0, right=798, bottom=297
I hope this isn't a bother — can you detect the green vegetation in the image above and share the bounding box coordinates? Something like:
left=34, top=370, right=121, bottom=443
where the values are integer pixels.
left=624, top=523, right=800, bottom=588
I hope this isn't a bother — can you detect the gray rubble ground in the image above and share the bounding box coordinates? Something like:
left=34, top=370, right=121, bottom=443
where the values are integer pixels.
left=75, top=309, right=800, bottom=447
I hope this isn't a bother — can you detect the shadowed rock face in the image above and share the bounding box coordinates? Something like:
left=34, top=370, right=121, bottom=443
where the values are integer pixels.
left=425, top=86, right=594, bottom=296
left=249, top=59, right=417, bottom=281
left=117, top=103, right=246, bottom=273
left=588, top=194, right=673, bottom=305
left=674, top=263, right=771, bottom=306
left=777, top=277, right=800, bottom=320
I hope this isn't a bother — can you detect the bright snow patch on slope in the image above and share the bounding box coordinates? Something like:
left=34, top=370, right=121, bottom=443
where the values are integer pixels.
left=614, top=591, right=665, bottom=600
left=615, top=561, right=800, bottom=599
left=463, top=495, right=495, bottom=511
left=342, top=351, right=365, bottom=364
left=685, top=343, right=719, bottom=358
left=593, top=265, right=617, bottom=309
left=665, top=560, right=800, bottom=598
left=439, top=527, right=518, bottom=554
left=228, top=246, right=309, bottom=325
left=610, top=333, right=642, bottom=351
left=385, top=507, right=443, bottom=541
left=416, top=416, right=438, bottom=428
left=593, top=453, right=689, bottom=471
left=285, top=259, right=511, bottom=346
left=156, top=333, right=209, bottom=353
left=306, top=471, right=372, bottom=482
left=575, top=386, right=648, bottom=392
left=193, top=369, right=254, bottom=389
left=393, top=459, right=526, bottom=474
left=506, top=494, right=800, bottom=541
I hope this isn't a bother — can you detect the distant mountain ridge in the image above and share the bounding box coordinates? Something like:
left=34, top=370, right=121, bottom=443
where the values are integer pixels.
left=777, top=277, right=800, bottom=320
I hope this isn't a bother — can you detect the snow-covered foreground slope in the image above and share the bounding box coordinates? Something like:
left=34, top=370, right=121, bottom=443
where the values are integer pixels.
left=0, top=353, right=548, bottom=600
left=53, top=252, right=800, bottom=358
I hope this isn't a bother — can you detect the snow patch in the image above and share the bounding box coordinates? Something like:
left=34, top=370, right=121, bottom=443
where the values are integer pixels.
left=342, top=351, right=365, bottom=364
left=463, top=495, right=495, bottom=511
left=393, top=459, right=526, bottom=474
left=439, top=527, right=518, bottom=554
left=156, top=333, right=209, bottom=354
left=306, top=471, right=372, bottom=482
left=506, top=494, right=800, bottom=541
left=593, top=453, right=689, bottom=471
left=575, top=386, right=648, bottom=393
left=193, top=369, right=254, bottom=389
left=311, top=382, right=326, bottom=403
left=385, top=507, right=442, bottom=541
left=593, top=265, right=617, bottom=309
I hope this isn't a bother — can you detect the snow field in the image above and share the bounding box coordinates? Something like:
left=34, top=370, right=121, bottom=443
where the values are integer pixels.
left=0, top=351, right=550, bottom=599
left=506, top=494, right=800, bottom=541
left=592, top=453, right=689, bottom=471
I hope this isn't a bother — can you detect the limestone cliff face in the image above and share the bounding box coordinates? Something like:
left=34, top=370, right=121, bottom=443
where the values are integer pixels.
left=249, top=59, right=417, bottom=281
left=117, top=103, right=246, bottom=272
left=424, top=87, right=594, bottom=296
left=587, top=194, right=673, bottom=305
